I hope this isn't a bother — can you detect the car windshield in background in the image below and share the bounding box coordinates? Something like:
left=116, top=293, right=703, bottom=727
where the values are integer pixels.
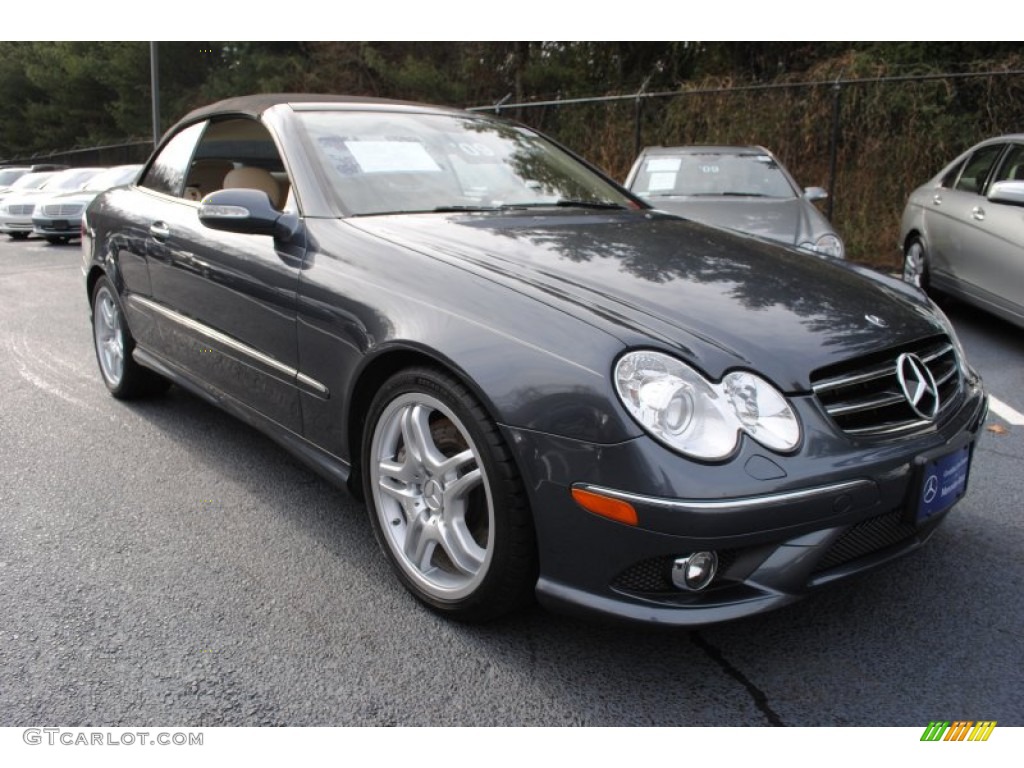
left=0, top=168, right=30, bottom=186
left=42, top=168, right=103, bottom=193
left=296, top=111, right=633, bottom=216
left=633, top=153, right=796, bottom=199
left=83, top=165, right=140, bottom=192
left=9, top=172, right=55, bottom=191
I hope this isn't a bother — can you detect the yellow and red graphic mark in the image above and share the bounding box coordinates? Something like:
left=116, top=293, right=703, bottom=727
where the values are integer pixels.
left=920, top=721, right=997, bottom=741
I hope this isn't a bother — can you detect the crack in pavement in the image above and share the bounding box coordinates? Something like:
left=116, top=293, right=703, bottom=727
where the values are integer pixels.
left=692, top=631, right=784, bottom=726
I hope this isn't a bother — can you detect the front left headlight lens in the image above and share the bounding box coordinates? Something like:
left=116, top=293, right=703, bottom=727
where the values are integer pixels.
left=614, top=351, right=801, bottom=460
left=800, top=233, right=844, bottom=259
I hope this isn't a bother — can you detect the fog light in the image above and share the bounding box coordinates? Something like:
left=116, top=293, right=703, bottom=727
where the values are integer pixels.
left=672, top=551, right=718, bottom=591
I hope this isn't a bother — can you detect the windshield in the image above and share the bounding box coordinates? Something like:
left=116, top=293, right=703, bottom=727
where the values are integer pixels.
left=296, top=111, right=633, bottom=216
left=43, top=168, right=103, bottom=192
left=10, top=172, right=55, bottom=190
left=84, top=165, right=141, bottom=191
left=631, top=152, right=797, bottom=199
left=0, top=168, right=29, bottom=186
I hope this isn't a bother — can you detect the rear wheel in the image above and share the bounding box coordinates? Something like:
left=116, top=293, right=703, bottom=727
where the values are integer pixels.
left=45, top=236, right=71, bottom=244
left=902, top=237, right=930, bottom=292
left=91, top=276, right=168, bottom=399
left=9, top=232, right=29, bottom=240
left=363, top=367, right=536, bottom=622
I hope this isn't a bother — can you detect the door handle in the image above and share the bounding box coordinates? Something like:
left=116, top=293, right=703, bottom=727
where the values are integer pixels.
left=932, top=194, right=942, bottom=206
left=149, top=222, right=170, bottom=240
left=971, top=206, right=985, bottom=221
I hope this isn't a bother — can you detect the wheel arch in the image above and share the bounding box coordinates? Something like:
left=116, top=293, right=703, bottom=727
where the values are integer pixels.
left=344, top=344, right=513, bottom=501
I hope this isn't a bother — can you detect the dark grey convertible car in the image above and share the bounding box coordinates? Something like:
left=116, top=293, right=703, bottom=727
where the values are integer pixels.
left=83, top=94, right=986, bottom=625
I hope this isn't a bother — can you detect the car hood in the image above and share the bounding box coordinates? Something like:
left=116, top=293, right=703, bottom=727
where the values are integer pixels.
left=36, top=189, right=100, bottom=207
left=643, top=196, right=829, bottom=246
left=346, top=210, right=947, bottom=391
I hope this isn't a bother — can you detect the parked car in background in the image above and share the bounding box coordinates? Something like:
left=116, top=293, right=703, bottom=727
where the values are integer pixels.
left=32, top=164, right=141, bottom=243
left=0, top=170, right=57, bottom=207
left=900, top=134, right=1024, bottom=329
left=0, top=167, right=104, bottom=238
left=625, top=145, right=844, bottom=259
left=83, top=94, right=984, bottom=626
left=0, top=166, right=33, bottom=192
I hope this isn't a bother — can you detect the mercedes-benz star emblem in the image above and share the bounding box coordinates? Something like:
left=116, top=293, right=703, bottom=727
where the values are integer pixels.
left=923, top=474, right=939, bottom=504
left=896, top=352, right=940, bottom=419
left=865, top=314, right=888, bottom=328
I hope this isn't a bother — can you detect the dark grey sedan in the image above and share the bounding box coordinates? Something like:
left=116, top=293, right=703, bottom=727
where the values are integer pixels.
left=625, top=145, right=844, bottom=258
left=82, top=95, right=985, bottom=626
left=900, top=134, right=1024, bottom=329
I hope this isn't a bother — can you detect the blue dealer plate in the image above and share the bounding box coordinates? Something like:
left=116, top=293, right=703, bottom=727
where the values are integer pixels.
left=916, top=444, right=972, bottom=522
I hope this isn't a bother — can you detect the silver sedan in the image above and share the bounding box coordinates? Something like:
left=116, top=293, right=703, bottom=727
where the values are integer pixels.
left=900, top=134, right=1024, bottom=328
left=625, top=145, right=844, bottom=258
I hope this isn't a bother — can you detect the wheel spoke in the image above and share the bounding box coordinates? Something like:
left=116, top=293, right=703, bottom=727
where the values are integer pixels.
left=400, top=404, right=446, bottom=472
left=435, top=448, right=476, bottom=482
left=101, top=298, right=117, bottom=328
left=442, top=466, right=482, bottom=508
left=402, top=512, right=436, bottom=571
left=437, top=515, right=486, bottom=575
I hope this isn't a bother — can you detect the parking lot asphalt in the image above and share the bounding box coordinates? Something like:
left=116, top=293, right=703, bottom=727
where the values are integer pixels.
left=1, top=237, right=1022, bottom=727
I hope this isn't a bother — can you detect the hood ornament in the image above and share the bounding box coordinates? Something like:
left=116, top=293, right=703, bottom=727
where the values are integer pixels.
left=896, top=353, right=940, bottom=420
left=865, top=314, right=888, bottom=328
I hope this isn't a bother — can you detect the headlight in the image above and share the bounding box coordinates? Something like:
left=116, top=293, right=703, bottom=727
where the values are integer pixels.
left=799, top=233, right=844, bottom=259
left=614, top=351, right=801, bottom=460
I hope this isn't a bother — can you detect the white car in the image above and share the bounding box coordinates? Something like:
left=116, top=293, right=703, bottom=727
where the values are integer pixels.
left=32, top=165, right=141, bottom=243
left=0, top=167, right=104, bottom=239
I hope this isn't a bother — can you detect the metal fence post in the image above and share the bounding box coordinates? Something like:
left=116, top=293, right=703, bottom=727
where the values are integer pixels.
left=827, top=79, right=842, bottom=221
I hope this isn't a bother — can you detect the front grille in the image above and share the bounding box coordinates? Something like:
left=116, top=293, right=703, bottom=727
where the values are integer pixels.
left=7, top=204, right=34, bottom=215
left=42, top=203, right=83, bottom=216
left=813, top=509, right=917, bottom=573
left=811, top=336, right=962, bottom=437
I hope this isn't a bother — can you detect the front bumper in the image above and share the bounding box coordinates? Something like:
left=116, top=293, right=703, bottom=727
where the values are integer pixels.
left=506, top=373, right=987, bottom=626
left=0, top=215, right=34, bottom=233
left=33, top=216, right=82, bottom=237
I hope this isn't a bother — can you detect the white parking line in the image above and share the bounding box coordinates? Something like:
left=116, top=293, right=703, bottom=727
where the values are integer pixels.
left=989, top=396, right=1024, bottom=426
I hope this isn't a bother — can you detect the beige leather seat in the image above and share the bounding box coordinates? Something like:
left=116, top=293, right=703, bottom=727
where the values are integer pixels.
left=185, top=159, right=234, bottom=199
left=223, top=166, right=282, bottom=209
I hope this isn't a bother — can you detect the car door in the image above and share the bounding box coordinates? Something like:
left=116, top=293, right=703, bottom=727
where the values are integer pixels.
left=924, top=142, right=1006, bottom=289
left=139, top=117, right=306, bottom=433
left=960, top=142, right=1024, bottom=318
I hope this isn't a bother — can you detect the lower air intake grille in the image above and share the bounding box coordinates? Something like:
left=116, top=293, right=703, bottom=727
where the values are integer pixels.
left=814, top=509, right=917, bottom=573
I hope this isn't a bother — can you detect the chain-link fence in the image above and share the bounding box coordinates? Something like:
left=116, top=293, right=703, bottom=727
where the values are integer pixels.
left=471, top=70, right=1024, bottom=267
left=1, top=140, right=153, bottom=170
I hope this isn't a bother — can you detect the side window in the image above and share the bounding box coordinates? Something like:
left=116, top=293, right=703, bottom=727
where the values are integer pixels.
left=940, top=159, right=965, bottom=189
left=139, top=122, right=206, bottom=197
left=991, top=144, right=1024, bottom=184
left=954, top=144, right=1004, bottom=195
left=185, top=118, right=291, bottom=211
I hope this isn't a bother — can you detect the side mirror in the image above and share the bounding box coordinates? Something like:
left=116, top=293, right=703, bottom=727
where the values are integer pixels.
left=987, top=180, right=1024, bottom=207
left=802, top=187, right=828, bottom=202
left=198, top=188, right=299, bottom=241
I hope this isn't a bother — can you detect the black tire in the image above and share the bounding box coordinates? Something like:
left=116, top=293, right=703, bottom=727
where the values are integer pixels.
left=363, top=367, right=537, bottom=622
left=90, top=276, right=169, bottom=399
left=902, top=236, right=930, bottom=293
left=45, top=236, right=71, bottom=244
left=9, top=232, right=29, bottom=240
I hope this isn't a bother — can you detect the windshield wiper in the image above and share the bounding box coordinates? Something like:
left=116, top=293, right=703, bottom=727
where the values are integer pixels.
left=548, top=199, right=627, bottom=210
left=431, top=204, right=505, bottom=213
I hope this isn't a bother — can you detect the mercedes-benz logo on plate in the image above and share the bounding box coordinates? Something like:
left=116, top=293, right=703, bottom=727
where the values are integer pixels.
left=896, top=353, right=940, bottom=419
